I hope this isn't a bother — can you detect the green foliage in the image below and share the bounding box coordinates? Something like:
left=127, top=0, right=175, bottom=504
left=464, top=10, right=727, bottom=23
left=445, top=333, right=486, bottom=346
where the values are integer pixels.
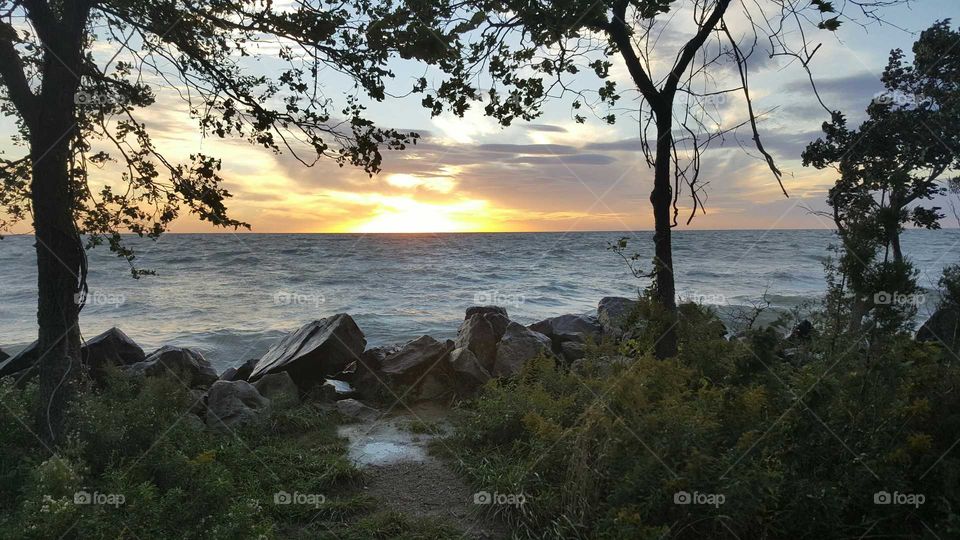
left=448, top=313, right=960, bottom=538
left=0, top=0, right=420, bottom=268
left=803, top=20, right=960, bottom=333
left=0, top=374, right=435, bottom=539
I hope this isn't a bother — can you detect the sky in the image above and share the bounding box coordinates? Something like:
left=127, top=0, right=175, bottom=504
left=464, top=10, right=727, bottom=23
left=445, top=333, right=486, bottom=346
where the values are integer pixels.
left=3, top=0, right=959, bottom=234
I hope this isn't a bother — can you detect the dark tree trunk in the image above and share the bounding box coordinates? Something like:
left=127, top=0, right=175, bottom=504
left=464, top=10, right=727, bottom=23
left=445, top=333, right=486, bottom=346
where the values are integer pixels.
left=651, top=109, right=678, bottom=359
left=31, top=31, right=85, bottom=447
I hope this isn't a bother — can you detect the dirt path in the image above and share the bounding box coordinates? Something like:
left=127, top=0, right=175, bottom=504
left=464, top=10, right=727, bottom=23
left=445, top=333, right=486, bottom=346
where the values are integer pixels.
left=337, top=403, right=509, bottom=539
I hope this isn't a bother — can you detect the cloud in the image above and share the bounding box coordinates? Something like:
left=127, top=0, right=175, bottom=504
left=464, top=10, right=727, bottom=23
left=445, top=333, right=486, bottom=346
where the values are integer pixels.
left=477, top=143, right=579, bottom=155
left=506, top=154, right=618, bottom=166
left=524, top=124, right=568, bottom=132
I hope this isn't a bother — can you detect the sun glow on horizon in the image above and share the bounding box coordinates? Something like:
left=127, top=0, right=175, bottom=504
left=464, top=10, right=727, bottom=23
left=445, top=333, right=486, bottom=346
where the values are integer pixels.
left=348, top=197, right=494, bottom=233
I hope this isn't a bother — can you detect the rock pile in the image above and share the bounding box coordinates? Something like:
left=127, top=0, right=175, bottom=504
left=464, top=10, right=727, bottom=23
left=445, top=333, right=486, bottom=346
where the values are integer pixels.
left=0, top=297, right=649, bottom=432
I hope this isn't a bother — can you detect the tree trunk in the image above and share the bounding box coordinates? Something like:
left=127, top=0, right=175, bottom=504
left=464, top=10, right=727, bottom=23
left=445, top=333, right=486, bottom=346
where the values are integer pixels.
left=651, top=109, right=678, bottom=359
left=31, top=48, right=84, bottom=448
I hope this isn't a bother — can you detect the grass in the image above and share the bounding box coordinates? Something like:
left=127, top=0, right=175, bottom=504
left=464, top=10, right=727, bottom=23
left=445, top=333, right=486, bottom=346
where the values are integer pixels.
left=0, top=373, right=463, bottom=539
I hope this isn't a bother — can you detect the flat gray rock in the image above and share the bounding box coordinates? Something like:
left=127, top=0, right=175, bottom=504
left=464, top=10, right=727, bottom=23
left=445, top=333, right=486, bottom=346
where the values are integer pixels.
left=380, top=335, right=453, bottom=385
left=249, top=314, right=366, bottom=386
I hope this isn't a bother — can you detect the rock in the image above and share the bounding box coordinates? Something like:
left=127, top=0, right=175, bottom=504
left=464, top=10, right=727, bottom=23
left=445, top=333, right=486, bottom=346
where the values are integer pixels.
left=598, top=297, right=639, bottom=337
left=0, top=341, right=39, bottom=381
left=529, top=314, right=602, bottom=344
left=413, top=372, right=453, bottom=402
left=249, top=314, right=366, bottom=387
left=125, top=346, right=218, bottom=388
left=316, top=379, right=356, bottom=402
left=917, top=307, right=960, bottom=351
left=465, top=305, right=508, bottom=319
left=335, top=398, right=381, bottom=421
left=253, top=372, right=299, bottom=406
left=0, top=349, right=8, bottom=363
left=221, top=358, right=258, bottom=382
left=205, top=380, right=271, bottom=432
left=380, top=335, right=454, bottom=385
left=447, top=347, right=491, bottom=394
left=560, top=341, right=586, bottom=362
left=341, top=345, right=399, bottom=402
left=455, top=312, right=508, bottom=372
left=82, top=328, right=145, bottom=381
left=492, top=322, right=553, bottom=377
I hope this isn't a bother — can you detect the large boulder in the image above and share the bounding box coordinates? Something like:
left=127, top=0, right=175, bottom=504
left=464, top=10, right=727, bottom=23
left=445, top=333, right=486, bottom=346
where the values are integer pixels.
left=597, top=297, right=639, bottom=337
left=455, top=310, right=509, bottom=373
left=249, top=314, right=366, bottom=387
left=917, top=307, right=960, bottom=351
left=82, top=328, right=145, bottom=381
left=465, top=305, right=508, bottom=319
left=447, top=347, right=491, bottom=395
left=530, top=314, right=601, bottom=344
left=380, top=335, right=454, bottom=386
left=0, top=341, right=39, bottom=381
left=341, top=345, right=398, bottom=401
left=125, top=346, right=218, bottom=388
left=205, top=380, right=271, bottom=432
left=220, top=358, right=258, bottom=382
left=560, top=341, right=586, bottom=362
left=0, top=349, right=8, bottom=363
left=492, top=322, right=553, bottom=377
left=253, top=372, right=299, bottom=406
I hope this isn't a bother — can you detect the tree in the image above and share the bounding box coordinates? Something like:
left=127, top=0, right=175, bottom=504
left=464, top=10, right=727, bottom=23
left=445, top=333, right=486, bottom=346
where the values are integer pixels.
left=803, top=20, right=960, bottom=333
left=377, top=0, right=900, bottom=358
left=0, top=0, right=418, bottom=446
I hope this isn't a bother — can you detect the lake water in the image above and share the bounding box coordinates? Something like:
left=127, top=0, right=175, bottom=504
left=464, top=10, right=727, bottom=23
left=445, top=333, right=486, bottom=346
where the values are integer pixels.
left=1, top=230, right=957, bottom=372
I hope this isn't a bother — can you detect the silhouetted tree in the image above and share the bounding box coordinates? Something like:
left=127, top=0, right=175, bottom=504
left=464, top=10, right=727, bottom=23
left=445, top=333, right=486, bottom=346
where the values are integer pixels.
left=0, top=0, right=416, bottom=445
left=803, top=20, right=960, bottom=333
left=377, top=0, right=902, bottom=358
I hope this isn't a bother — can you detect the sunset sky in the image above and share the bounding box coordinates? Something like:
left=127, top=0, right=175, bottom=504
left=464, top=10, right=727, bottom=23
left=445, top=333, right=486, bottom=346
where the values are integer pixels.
left=2, top=1, right=957, bottom=234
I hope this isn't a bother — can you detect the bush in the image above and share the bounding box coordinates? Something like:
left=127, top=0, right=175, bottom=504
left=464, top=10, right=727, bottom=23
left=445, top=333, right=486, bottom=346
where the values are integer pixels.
left=0, top=373, right=371, bottom=539
left=448, top=307, right=960, bottom=538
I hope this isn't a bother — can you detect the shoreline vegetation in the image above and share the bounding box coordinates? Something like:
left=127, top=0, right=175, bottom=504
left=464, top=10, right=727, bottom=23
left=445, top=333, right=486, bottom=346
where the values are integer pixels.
left=1, top=276, right=959, bottom=538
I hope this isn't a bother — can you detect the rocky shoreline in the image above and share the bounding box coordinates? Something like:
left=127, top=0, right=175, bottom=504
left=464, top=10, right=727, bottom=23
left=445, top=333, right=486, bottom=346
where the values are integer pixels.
left=0, top=295, right=955, bottom=433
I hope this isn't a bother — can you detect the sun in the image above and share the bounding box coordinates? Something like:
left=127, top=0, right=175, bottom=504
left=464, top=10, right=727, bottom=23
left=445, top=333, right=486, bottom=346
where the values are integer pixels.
left=352, top=198, right=492, bottom=233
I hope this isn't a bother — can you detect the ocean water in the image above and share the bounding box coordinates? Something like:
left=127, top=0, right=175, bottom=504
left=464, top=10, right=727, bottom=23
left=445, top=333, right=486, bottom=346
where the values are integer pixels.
left=0, top=230, right=957, bottom=372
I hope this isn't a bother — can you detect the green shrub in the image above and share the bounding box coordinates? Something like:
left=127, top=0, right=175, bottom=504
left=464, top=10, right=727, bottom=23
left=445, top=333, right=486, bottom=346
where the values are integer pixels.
left=449, top=311, right=960, bottom=538
left=0, top=374, right=367, bottom=539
